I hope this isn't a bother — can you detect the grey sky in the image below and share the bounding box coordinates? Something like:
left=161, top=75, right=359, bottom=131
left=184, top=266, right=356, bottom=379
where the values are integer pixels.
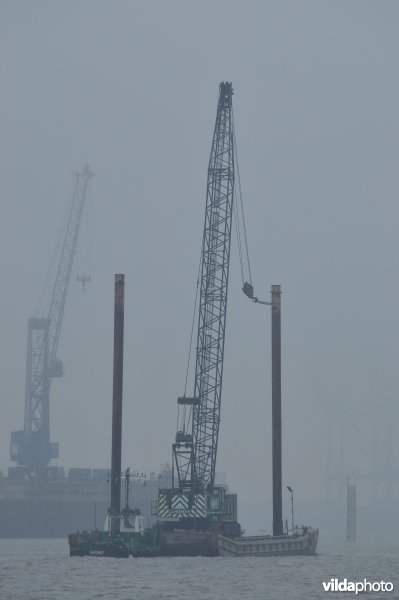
left=1, top=1, right=399, bottom=515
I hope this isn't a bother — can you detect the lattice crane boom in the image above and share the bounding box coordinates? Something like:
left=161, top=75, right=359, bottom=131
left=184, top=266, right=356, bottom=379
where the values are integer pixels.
left=192, top=82, right=235, bottom=491
left=157, top=83, right=236, bottom=521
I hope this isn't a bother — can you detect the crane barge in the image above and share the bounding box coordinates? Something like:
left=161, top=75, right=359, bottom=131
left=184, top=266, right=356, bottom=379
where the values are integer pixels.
left=68, top=82, right=319, bottom=557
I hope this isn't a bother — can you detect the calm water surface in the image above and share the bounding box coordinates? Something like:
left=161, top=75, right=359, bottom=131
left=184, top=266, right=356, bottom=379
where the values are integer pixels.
left=0, top=537, right=398, bottom=599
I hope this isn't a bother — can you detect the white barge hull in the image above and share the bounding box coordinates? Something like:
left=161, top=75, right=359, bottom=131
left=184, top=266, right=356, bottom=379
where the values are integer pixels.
left=217, top=527, right=319, bottom=557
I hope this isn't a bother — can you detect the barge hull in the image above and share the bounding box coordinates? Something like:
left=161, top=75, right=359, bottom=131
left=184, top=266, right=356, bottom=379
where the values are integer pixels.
left=158, top=529, right=219, bottom=557
left=217, top=527, right=319, bottom=556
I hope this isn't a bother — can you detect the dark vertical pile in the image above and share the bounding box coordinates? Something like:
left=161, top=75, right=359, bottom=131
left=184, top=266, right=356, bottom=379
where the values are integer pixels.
left=110, top=274, right=125, bottom=534
left=346, top=478, right=357, bottom=542
left=271, top=284, right=283, bottom=536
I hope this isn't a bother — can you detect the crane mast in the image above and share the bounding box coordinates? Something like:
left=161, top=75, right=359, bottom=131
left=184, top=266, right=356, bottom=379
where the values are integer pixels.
left=158, top=83, right=236, bottom=520
left=11, top=164, right=93, bottom=470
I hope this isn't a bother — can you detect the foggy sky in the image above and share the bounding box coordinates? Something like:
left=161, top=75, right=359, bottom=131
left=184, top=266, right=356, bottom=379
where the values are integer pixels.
left=1, top=1, right=399, bottom=518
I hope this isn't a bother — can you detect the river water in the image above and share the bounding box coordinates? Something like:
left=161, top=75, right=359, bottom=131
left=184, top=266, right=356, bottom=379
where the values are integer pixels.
left=0, top=536, right=397, bottom=599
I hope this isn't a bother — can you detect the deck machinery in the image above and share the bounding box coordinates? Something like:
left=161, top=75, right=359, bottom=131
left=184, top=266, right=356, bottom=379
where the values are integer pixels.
left=157, top=83, right=239, bottom=534
left=10, top=165, right=92, bottom=470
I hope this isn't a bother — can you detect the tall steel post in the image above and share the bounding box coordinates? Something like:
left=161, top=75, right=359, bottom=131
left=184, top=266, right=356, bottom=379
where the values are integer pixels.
left=346, top=476, right=357, bottom=542
left=271, top=284, right=283, bottom=536
left=110, top=274, right=125, bottom=533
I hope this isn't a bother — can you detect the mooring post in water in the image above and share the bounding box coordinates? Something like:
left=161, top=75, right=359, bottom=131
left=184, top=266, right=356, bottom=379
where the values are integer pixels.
left=110, top=274, right=125, bottom=534
left=346, top=475, right=357, bottom=542
left=271, top=284, right=283, bottom=537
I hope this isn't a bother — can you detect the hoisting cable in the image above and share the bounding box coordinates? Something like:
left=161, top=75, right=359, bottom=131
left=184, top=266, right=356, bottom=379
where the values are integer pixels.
left=232, top=109, right=268, bottom=305
left=232, top=106, right=259, bottom=307
left=178, top=239, right=203, bottom=434
left=233, top=190, right=245, bottom=287
left=233, top=110, right=253, bottom=287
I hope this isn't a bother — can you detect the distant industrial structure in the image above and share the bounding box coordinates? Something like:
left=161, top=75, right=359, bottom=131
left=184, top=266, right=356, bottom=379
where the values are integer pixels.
left=346, top=476, right=356, bottom=542
left=0, top=467, right=171, bottom=538
left=326, top=406, right=399, bottom=506
left=10, top=165, right=93, bottom=472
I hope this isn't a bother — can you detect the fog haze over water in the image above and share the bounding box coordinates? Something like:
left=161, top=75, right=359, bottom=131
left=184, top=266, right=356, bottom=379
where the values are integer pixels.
left=1, top=538, right=398, bottom=600
left=1, top=0, right=399, bottom=542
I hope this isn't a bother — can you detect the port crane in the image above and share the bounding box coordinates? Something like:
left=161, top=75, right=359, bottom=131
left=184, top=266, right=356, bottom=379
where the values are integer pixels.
left=10, top=164, right=93, bottom=470
left=157, top=83, right=239, bottom=526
